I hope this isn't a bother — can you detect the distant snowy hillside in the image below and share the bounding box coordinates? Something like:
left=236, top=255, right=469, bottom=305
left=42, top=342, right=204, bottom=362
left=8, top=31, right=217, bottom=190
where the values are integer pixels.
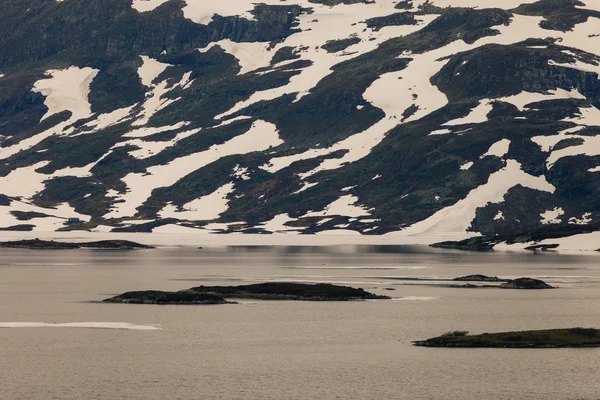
left=1, top=0, right=600, bottom=240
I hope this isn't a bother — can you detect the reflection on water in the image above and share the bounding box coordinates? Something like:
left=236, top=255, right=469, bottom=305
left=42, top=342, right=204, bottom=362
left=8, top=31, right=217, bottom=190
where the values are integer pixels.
left=0, top=246, right=600, bottom=399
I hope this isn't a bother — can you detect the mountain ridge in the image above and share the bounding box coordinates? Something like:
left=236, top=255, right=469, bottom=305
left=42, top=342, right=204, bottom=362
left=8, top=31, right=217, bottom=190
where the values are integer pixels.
left=1, top=0, right=600, bottom=240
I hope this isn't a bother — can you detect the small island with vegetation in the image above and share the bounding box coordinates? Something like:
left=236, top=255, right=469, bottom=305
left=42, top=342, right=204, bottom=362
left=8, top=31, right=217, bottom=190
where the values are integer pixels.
left=0, top=238, right=154, bottom=250
left=451, top=276, right=554, bottom=289
left=453, top=275, right=506, bottom=282
left=413, top=328, right=600, bottom=348
left=103, top=282, right=390, bottom=304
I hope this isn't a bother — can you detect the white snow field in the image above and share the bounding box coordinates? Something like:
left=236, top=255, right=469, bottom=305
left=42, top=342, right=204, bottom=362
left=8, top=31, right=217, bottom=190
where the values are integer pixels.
left=159, top=182, right=235, bottom=221
left=0, top=322, right=161, bottom=330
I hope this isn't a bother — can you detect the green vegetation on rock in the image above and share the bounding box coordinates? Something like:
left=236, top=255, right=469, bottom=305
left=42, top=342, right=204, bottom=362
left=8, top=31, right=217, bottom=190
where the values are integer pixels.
left=414, top=328, right=600, bottom=348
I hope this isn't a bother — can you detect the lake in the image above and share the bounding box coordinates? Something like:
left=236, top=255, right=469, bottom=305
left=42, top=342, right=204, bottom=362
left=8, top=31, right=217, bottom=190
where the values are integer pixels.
left=1, top=245, right=599, bottom=399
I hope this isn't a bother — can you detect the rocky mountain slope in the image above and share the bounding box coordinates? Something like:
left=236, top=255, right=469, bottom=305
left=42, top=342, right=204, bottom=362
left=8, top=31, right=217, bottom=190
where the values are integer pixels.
left=0, top=0, right=599, bottom=239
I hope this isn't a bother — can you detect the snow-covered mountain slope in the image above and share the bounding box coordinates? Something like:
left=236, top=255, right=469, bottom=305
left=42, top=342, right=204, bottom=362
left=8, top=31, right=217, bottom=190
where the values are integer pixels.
left=1, top=0, right=600, bottom=239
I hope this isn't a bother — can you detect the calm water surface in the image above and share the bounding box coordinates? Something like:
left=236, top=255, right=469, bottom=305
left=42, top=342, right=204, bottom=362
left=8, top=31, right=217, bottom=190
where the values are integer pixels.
left=1, top=245, right=599, bottom=400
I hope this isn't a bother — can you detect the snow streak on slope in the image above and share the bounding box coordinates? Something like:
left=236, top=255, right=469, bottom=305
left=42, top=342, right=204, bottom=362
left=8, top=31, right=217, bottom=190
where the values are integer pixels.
left=105, top=121, right=282, bottom=219
left=410, top=0, right=531, bottom=8
left=216, top=5, right=437, bottom=119
left=444, top=100, right=493, bottom=126
left=0, top=122, right=69, bottom=161
left=115, top=128, right=200, bottom=159
left=481, top=139, right=511, bottom=159
left=1, top=67, right=100, bottom=160
left=389, top=160, right=555, bottom=237
left=131, top=0, right=537, bottom=18
left=133, top=57, right=182, bottom=127
left=498, top=88, right=586, bottom=111
left=263, top=15, right=553, bottom=178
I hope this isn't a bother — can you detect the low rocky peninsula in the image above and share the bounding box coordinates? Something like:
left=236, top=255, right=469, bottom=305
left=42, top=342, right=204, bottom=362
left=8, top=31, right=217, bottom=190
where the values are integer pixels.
left=431, top=235, right=566, bottom=252
left=0, top=238, right=154, bottom=250
left=431, top=237, right=497, bottom=251
left=413, top=328, right=600, bottom=348
left=103, top=290, right=232, bottom=305
left=104, top=282, right=390, bottom=304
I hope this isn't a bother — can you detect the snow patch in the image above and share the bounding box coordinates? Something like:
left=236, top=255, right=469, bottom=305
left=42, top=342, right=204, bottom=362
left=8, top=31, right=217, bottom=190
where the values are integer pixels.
left=429, top=128, right=452, bottom=136
left=159, top=182, right=235, bottom=221
left=303, top=195, right=372, bottom=218
left=82, top=106, right=136, bottom=134
left=257, top=214, right=299, bottom=233
left=460, top=161, right=474, bottom=171
left=32, top=67, right=99, bottom=122
left=0, top=322, right=161, bottom=330
left=123, top=122, right=190, bottom=138
left=138, top=55, right=170, bottom=87
left=199, top=40, right=272, bottom=75
left=0, top=162, right=50, bottom=198
left=292, top=181, right=319, bottom=194
left=481, top=139, right=511, bottom=159
left=443, top=100, right=493, bottom=126
left=569, top=212, right=592, bottom=225
left=540, top=207, right=564, bottom=225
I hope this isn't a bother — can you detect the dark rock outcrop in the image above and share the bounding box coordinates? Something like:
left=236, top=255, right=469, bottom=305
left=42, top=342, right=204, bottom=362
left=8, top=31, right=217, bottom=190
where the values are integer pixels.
left=321, top=37, right=361, bottom=53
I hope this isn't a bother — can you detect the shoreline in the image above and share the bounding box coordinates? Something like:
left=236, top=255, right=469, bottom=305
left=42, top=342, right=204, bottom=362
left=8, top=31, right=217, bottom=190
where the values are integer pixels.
left=0, top=230, right=599, bottom=254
